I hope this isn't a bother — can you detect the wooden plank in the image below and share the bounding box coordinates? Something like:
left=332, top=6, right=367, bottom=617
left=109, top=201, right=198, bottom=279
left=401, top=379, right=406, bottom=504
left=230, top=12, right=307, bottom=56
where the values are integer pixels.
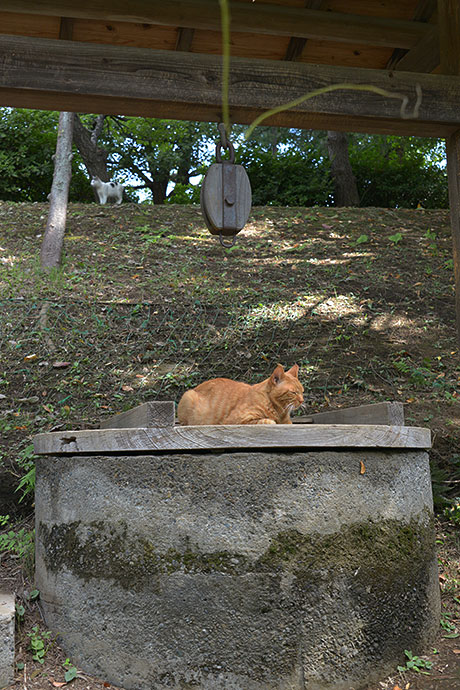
left=392, top=26, right=439, bottom=73
left=0, top=85, right=456, bottom=139
left=284, top=0, right=325, bottom=62
left=176, top=27, right=195, bottom=52
left=1, top=34, right=460, bottom=138
left=100, top=402, right=175, bottom=429
left=33, top=424, right=431, bottom=455
left=59, top=17, right=74, bottom=41
left=438, top=0, right=460, bottom=75
left=387, top=0, right=437, bottom=70
left=446, top=130, right=460, bottom=346
left=294, top=402, right=405, bottom=426
left=440, top=1, right=460, bottom=345
left=1, top=1, right=431, bottom=49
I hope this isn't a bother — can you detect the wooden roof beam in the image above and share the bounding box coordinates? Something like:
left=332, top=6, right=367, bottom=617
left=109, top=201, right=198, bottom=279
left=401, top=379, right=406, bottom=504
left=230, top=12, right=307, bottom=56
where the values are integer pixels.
left=1, top=34, right=460, bottom=138
left=2, top=0, right=432, bottom=50
left=175, top=27, right=194, bottom=53
left=284, top=0, right=324, bottom=63
left=387, top=0, right=437, bottom=71
left=392, top=26, right=439, bottom=73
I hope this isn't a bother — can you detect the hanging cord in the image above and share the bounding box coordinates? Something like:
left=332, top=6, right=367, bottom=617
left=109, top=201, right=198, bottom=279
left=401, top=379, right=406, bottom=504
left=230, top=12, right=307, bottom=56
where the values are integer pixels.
left=244, top=83, right=422, bottom=141
left=217, top=0, right=422, bottom=143
left=218, top=0, right=231, bottom=138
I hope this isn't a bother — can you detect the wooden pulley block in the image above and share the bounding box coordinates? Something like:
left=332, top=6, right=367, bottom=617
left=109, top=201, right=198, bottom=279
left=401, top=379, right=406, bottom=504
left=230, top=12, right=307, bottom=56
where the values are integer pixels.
left=201, top=140, right=252, bottom=243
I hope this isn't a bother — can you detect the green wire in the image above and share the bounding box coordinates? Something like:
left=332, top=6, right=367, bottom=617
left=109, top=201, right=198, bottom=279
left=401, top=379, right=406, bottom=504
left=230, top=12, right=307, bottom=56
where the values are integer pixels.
left=218, top=0, right=231, bottom=138
left=218, top=1, right=421, bottom=142
left=244, top=82, right=421, bottom=140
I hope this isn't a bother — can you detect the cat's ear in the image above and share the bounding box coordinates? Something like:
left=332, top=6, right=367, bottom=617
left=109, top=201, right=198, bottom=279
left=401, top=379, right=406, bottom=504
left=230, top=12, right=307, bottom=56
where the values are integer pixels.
left=287, top=363, right=299, bottom=378
left=271, top=364, right=285, bottom=385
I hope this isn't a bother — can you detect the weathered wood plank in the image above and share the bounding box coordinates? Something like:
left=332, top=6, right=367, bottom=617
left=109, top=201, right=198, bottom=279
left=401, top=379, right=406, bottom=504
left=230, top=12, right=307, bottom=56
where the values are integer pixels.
left=1, top=0, right=431, bottom=49
left=438, top=0, right=460, bottom=75
left=387, top=0, right=437, bottom=71
left=446, top=130, right=460, bottom=346
left=294, top=402, right=405, bottom=426
left=33, top=424, right=431, bottom=455
left=100, top=402, right=175, bottom=429
left=2, top=84, right=455, bottom=137
left=440, top=1, right=460, bottom=345
left=284, top=0, right=325, bottom=62
left=1, top=34, right=460, bottom=137
left=392, top=26, right=439, bottom=73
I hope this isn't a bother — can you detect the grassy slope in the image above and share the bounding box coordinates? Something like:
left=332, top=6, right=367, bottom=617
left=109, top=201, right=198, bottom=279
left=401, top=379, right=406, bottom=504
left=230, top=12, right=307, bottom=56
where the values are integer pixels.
left=0, top=201, right=459, bottom=689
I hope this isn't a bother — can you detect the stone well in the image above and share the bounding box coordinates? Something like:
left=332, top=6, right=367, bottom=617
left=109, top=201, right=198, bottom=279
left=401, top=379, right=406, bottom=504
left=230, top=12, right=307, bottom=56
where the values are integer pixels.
left=33, top=403, right=440, bottom=690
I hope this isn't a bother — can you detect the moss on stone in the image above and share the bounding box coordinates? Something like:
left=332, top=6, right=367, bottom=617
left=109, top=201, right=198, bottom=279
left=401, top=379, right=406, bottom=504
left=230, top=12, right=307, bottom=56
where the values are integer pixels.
left=39, top=514, right=435, bottom=593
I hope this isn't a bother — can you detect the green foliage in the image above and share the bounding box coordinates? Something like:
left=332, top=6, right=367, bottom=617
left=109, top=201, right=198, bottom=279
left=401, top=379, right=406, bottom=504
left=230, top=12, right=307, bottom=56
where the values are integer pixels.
left=388, top=232, right=403, bottom=244
left=349, top=135, right=448, bottom=209
left=0, top=516, right=34, bottom=559
left=110, top=118, right=212, bottom=203
left=0, top=108, right=93, bottom=202
left=27, top=625, right=53, bottom=664
left=237, top=149, right=333, bottom=206
left=0, top=111, right=449, bottom=207
left=63, top=658, right=78, bottom=682
left=397, top=649, right=433, bottom=674
left=13, top=443, right=36, bottom=502
left=443, top=498, right=460, bottom=524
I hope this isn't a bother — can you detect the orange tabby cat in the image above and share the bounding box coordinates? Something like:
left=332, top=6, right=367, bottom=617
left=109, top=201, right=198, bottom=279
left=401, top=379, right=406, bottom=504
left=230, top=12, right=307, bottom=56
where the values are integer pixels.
left=178, top=364, right=304, bottom=426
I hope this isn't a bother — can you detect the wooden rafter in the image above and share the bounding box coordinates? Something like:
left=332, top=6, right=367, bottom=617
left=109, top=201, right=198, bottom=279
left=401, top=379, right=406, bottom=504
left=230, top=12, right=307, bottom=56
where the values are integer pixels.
left=1, top=33, right=459, bottom=138
left=175, top=27, right=194, bottom=53
left=387, top=0, right=437, bottom=71
left=284, top=0, right=324, bottom=63
left=392, top=26, right=439, bottom=73
left=1, top=0, right=432, bottom=49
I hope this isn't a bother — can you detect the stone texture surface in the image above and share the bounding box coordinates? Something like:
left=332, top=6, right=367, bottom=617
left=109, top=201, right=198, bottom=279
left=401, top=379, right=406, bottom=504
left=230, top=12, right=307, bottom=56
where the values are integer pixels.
left=35, top=450, right=440, bottom=690
left=0, top=592, right=15, bottom=689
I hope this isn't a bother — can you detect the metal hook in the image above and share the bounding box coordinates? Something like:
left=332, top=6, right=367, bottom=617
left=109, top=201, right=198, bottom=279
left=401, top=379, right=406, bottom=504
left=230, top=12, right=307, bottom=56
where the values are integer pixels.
left=219, top=233, right=237, bottom=248
left=218, top=122, right=229, bottom=148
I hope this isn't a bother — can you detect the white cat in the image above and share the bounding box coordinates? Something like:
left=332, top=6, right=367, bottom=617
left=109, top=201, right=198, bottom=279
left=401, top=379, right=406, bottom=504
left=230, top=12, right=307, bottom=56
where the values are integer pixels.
left=91, top=176, right=124, bottom=205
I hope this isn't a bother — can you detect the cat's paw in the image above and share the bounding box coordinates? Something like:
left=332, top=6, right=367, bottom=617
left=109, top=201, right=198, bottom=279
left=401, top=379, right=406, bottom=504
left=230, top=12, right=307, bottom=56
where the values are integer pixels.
left=257, top=418, right=276, bottom=424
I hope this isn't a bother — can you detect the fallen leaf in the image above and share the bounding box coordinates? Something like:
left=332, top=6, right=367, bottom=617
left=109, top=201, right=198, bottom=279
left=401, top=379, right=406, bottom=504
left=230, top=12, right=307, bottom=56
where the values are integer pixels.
left=122, top=385, right=133, bottom=392
left=360, top=461, right=366, bottom=475
left=52, top=361, right=70, bottom=369
left=452, top=649, right=460, bottom=654
left=24, top=354, right=38, bottom=362
left=392, top=685, right=403, bottom=690
left=52, top=682, right=66, bottom=688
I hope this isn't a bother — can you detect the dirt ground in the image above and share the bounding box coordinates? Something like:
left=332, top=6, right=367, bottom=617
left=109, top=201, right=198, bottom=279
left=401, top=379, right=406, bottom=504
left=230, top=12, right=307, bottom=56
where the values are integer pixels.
left=0, top=202, right=459, bottom=689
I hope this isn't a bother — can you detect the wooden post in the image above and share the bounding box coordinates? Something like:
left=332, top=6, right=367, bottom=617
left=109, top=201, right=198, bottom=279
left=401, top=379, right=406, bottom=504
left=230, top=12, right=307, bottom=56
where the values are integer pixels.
left=439, top=0, right=460, bottom=344
left=446, top=131, right=460, bottom=345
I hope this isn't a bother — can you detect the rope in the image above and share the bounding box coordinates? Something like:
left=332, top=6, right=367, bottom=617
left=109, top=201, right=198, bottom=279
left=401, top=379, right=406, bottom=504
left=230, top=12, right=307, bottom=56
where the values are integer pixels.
left=218, top=0, right=231, bottom=138
left=217, top=0, right=422, bottom=142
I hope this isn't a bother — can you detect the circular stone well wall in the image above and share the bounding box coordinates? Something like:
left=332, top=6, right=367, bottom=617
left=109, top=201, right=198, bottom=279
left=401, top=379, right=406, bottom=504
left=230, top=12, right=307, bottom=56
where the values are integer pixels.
left=33, top=422, right=440, bottom=690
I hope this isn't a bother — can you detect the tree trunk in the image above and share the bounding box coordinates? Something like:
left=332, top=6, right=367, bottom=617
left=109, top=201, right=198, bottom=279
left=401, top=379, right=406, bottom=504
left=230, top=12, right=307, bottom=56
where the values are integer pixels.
left=326, top=131, right=360, bottom=207
left=72, top=114, right=109, bottom=181
left=152, top=179, right=168, bottom=204
left=40, top=111, right=73, bottom=269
